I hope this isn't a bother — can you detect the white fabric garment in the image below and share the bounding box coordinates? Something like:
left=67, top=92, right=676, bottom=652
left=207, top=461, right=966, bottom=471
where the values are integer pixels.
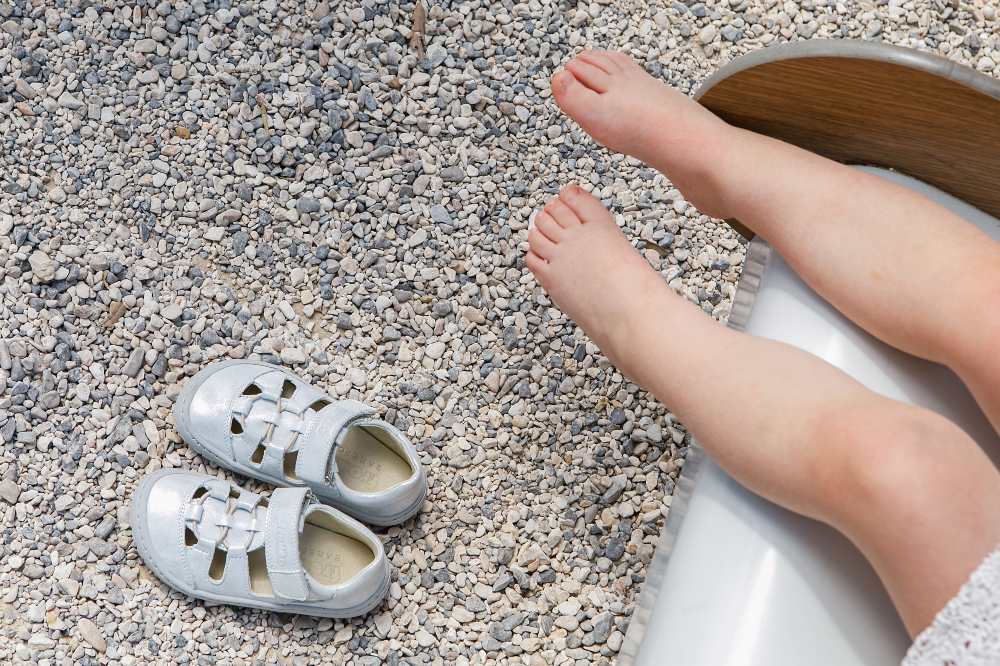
left=902, top=547, right=1000, bottom=666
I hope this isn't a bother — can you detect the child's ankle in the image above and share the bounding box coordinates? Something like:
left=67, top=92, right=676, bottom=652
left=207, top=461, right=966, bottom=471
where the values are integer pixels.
left=600, top=278, right=676, bottom=376
left=709, top=126, right=770, bottom=221
left=650, top=119, right=743, bottom=220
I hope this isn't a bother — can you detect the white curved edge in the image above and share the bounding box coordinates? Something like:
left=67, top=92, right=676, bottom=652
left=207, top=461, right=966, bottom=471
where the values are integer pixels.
left=617, top=441, right=708, bottom=665
left=617, top=238, right=771, bottom=665
left=694, top=39, right=1000, bottom=103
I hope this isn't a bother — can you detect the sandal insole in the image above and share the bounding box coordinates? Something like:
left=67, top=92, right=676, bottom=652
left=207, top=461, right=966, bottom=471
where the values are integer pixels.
left=249, top=548, right=272, bottom=595
left=336, top=427, right=412, bottom=493
left=299, top=522, right=374, bottom=586
left=248, top=522, right=374, bottom=595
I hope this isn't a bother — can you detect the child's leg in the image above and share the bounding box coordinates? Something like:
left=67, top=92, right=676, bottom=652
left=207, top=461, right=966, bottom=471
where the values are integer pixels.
left=526, top=185, right=1000, bottom=636
left=550, top=51, right=1000, bottom=433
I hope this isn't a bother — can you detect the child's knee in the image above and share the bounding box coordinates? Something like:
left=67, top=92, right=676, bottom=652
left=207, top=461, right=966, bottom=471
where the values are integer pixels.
left=806, top=402, right=973, bottom=526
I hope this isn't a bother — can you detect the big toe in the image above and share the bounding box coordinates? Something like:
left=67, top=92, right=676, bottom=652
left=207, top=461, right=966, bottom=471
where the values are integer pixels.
left=551, top=70, right=600, bottom=122
left=559, top=185, right=614, bottom=225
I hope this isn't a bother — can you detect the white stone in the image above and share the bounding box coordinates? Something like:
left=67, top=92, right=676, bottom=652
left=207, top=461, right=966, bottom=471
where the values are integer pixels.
left=452, top=606, right=474, bottom=622
left=349, top=368, right=367, bottom=386
left=373, top=612, right=392, bottom=636
left=78, top=618, right=107, bottom=653
left=556, top=599, right=581, bottom=616
left=407, top=228, right=428, bottom=248
left=279, top=347, right=306, bottom=364
left=304, top=164, right=327, bottom=182
left=29, top=251, right=56, bottom=282
left=15, top=79, right=37, bottom=99
left=161, top=304, right=183, bottom=320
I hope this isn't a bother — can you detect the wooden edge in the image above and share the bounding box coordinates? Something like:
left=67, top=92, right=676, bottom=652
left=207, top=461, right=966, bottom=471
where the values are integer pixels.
left=696, top=39, right=1000, bottom=103
left=694, top=39, right=1000, bottom=240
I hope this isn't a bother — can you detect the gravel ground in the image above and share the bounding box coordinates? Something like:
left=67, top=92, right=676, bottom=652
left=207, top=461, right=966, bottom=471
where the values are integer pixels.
left=1, top=0, right=998, bottom=664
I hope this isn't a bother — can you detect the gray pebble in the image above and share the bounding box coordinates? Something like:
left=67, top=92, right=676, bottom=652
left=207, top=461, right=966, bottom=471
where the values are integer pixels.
left=122, top=349, right=145, bottom=377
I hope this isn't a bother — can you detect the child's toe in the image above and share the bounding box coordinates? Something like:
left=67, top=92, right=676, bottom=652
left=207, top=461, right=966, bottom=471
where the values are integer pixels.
left=544, top=198, right=582, bottom=228
left=559, top=185, right=612, bottom=225
left=609, top=51, right=637, bottom=70
left=524, top=250, right=549, bottom=279
left=551, top=70, right=600, bottom=119
left=533, top=212, right=564, bottom=242
left=578, top=50, right=618, bottom=73
left=528, top=227, right=557, bottom=259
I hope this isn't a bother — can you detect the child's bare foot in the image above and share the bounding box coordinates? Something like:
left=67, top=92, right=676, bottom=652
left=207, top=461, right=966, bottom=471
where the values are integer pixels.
left=526, top=185, right=671, bottom=374
left=551, top=51, right=734, bottom=217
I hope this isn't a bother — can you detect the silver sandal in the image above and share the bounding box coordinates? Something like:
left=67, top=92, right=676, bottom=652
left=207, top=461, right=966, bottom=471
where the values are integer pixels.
left=130, top=469, right=390, bottom=617
left=174, top=360, right=427, bottom=526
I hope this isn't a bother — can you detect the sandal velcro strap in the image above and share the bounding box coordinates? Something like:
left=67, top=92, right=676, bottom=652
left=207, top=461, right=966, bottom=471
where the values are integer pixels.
left=263, top=487, right=312, bottom=602
left=294, top=400, right=375, bottom=488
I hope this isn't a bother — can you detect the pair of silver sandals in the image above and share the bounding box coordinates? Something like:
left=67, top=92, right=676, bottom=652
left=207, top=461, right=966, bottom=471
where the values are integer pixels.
left=130, top=361, right=427, bottom=617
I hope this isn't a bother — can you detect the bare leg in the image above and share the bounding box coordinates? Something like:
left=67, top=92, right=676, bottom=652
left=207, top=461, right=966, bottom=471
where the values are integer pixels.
left=550, top=51, right=1000, bottom=434
left=526, top=184, right=1000, bottom=636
